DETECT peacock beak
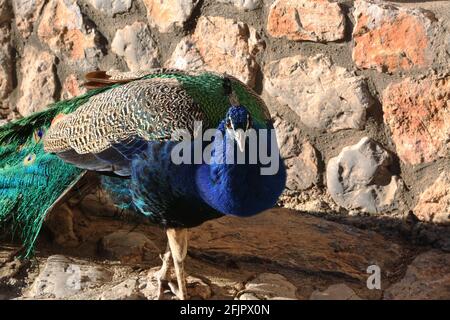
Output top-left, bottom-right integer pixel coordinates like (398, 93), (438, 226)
(234, 129), (246, 153)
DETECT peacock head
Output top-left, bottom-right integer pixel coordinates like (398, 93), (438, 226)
(222, 105), (253, 152)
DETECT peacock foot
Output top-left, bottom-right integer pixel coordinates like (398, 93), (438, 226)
(144, 267), (172, 300)
(147, 228), (209, 300)
(146, 268), (212, 300)
(168, 280), (189, 300)
(168, 275), (212, 300)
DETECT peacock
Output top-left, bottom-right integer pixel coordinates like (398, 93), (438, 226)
(0, 68), (287, 300)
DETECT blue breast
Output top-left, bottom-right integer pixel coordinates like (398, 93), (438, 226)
(103, 125), (286, 227)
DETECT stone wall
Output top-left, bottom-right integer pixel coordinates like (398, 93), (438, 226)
(0, 0), (449, 223)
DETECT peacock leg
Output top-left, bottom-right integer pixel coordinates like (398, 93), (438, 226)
(166, 228), (189, 300)
(154, 243), (173, 300)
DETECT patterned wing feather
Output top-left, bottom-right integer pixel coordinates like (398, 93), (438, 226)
(44, 77), (209, 174)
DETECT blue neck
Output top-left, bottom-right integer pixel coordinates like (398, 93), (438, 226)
(195, 123), (287, 217)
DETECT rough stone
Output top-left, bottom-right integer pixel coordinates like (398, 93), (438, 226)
(414, 172), (450, 224)
(382, 76), (450, 165)
(0, 24), (12, 118)
(236, 273), (297, 300)
(285, 142), (320, 191)
(352, 0), (435, 72)
(165, 38), (204, 71)
(0, 207), (418, 300)
(264, 54), (371, 132)
(191, 208), (406, 299)
(166, 16), (264, 87)
(0, 25), (13, 100)
(185, 276), (213, 300)
(142, 0), (198, 33)
(29, 255), (113, 299)
(0, 258), (25, 282)
(78, 189), (123, 218)
(61, 74), (87, 100)
(384, 250), (450, 300)
(274, 117), (319, 191)
(218, 0), (262, 11)
(45, 204), (79, 247)
(100, 278), (145, 300)
(278, 187), (339, 214)
(310, 284), (362, 300)
(99, 231), (159, 264)
(87, 0), (132, 16)
(37, 0), (103, 70)
(111, 22), (160, 72)
(12, 0), (45, 38)
(0, 0), (12, 24)
(326, 137), (401, 214)
(267, 0), (345, 42)
(17, 46), (56, 116)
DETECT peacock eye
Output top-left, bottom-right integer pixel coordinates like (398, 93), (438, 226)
(23, 153), (36, 166)
(33, 128), (44, 143)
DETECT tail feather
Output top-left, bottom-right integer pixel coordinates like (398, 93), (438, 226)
(0, 90), (110, 256)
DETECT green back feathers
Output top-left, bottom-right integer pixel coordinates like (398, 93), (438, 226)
(140, 71), (271, 128)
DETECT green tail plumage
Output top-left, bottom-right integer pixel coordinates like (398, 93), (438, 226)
(0, 88), (111, 257)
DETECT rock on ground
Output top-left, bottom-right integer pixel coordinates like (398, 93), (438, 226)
(326, 137), (401, 214)
(236, 273), (297, 300)
(45, 204), (79, 248)
(1, 207), (449, 300)
(26, 255), (113, 299)
(99, 231), (160, 264)
(189, 208), (407, 299)
(310, 283), (362, 300)
(384, 250), (450, 300)
(100, 278), (145, 300)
